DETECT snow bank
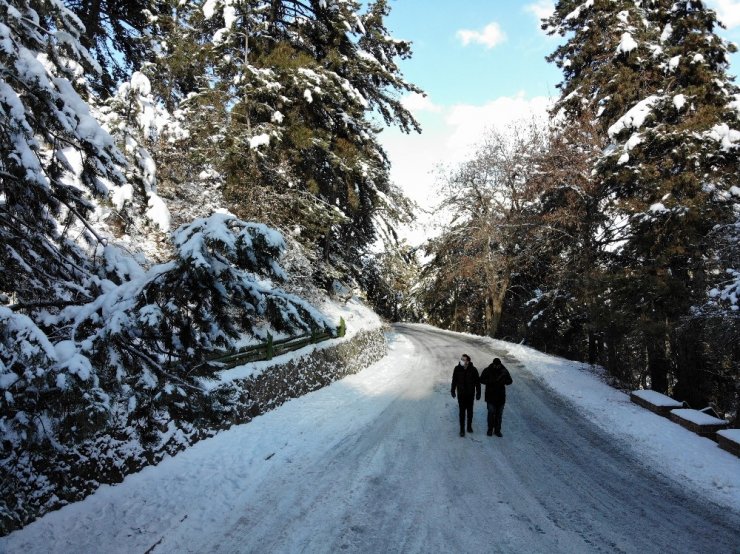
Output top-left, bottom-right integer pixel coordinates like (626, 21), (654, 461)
(489, 339), (740, 511)
(319, 296), (383, 339)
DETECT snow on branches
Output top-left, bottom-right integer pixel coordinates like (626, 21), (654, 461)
(2, 213), (335, 454)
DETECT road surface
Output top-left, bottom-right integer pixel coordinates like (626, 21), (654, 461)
(2, 324), (738, 553)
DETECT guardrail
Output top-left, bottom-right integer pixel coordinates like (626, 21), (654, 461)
(207, 317), (346, 369)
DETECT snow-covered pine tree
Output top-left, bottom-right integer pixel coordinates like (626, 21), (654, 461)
(1, 0), (128, 304)
(545, 0), (739, 401)
(59, 214), (336, 426)
(538, 1), (665, 370)
(98, 69), (185, 239)
(2, 1), (342, 532)
(155, 0), (420, 284)
(65, 0), (165, 95)
(544, 0), (657, 134)
(0, 0), (131, 440)
(597, 0), (739, 397)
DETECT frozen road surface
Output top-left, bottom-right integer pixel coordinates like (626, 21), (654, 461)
(2, 324), (739, 553)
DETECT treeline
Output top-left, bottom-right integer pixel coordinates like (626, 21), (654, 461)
(415, 1), (739, 419)
(1, 0), (418, 532)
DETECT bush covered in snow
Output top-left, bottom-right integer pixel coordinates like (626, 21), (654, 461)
(0, 213), (343, 534)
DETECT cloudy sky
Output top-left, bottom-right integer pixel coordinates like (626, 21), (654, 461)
(377, 0), (740, 244)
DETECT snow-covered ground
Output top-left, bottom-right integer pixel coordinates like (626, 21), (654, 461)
(488, 335), (740, 511)
(2, 323), (738, 553)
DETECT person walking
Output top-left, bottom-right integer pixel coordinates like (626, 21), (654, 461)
(479, 357), (513, 437)
(450, 354), (481, 437)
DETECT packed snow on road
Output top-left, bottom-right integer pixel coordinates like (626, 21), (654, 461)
(2, 324), (738, 553)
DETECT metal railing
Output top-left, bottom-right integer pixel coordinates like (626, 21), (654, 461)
(207, 317), (346, 369)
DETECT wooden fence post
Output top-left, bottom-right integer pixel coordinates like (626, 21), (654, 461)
(266, 332), (274, 360)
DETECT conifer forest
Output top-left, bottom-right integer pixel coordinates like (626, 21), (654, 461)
(0, 0), (738, 535)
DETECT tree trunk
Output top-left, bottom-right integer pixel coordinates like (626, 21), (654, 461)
(486, 278), (508, 338)
(672, 324), (704, 409)
(646, 336), (669, 393)
(588, 331), (598, 366)
(322, 234), (330, 263)
(484, 261), (509, 338)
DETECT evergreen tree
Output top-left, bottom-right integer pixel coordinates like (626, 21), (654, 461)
(544, 0), (657, 133)
(0, 0), (127, 309)
(545, 0), (739, 405)
(154, 0), (421, 285)
(597, 0), (739, 393)
(64, 0), (166, 95)
(98, 70), (183, 236)
(2, 1), (345, 529)
(0, 0), (129, 468)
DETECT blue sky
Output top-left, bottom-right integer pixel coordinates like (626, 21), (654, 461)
(385, 0), (563, 104)
(377, 0), (740, 244)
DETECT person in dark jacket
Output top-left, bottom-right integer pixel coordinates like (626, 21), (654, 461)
(479, 357), (513, 437)
(450, 354), (481, 437)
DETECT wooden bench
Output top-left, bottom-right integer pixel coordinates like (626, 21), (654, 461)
(630, 389), (683, 417)
(669, 409), (729, 440)
(716, 430), (740, 457)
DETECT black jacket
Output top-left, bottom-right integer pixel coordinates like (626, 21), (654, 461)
(451, 363), (481, 400)
(479, 361), (513, 403)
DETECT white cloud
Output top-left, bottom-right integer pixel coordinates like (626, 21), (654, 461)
(401, 92), (442, 114)
(379, 94), (552, 245)
(707, 0), (740, 29)
(444, 94), (552, 164)
(524, 0), (555, 21)
(456, 22), (507, 49)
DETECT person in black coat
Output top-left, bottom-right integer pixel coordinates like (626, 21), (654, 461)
(479, 357), (513, 437)
(450, 354), (481, 437)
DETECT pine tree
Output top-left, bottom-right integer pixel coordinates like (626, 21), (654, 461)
(98, 70), (182, 236)
(2, 0), (342, 513)
(544, 0), (658, 133)
(64, 0), (166, 95)
(153, 0), (421, 284)
(0, 0), (130, 466)
(1, 0), (128, 304)
(595, 0), (738, 393)
(545, 0), (739, 402)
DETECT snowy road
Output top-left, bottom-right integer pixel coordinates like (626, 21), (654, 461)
(3, 324), (739, 553)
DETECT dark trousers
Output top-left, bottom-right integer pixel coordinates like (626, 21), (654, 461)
(487, 401), (505, 433)
(458, 396), (474, 431)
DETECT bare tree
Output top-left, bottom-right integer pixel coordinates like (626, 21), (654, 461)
(427, 120), (549, 337)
